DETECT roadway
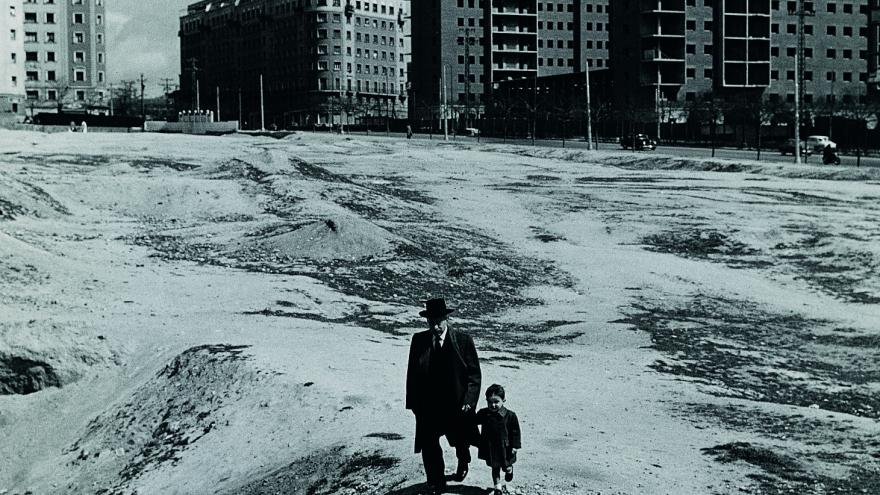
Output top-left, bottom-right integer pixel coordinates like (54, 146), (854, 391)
(352, 130), (880, 168)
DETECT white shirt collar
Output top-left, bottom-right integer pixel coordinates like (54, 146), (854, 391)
(435, 327), (448, 346)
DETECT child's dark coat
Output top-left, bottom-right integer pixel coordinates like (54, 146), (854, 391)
(475, 406), (521, 469)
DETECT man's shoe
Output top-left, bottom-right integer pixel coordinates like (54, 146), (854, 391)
(452, 463), (468, 482)
(504, 466), (514, 482)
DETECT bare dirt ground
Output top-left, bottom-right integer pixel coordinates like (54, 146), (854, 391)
(1, 130), (878, 495)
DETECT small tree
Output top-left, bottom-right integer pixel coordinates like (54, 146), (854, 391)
(686, 92), (724, 156)
(840, 95), (880, 167)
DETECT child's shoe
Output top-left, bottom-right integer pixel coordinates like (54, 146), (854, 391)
(504, 466), (514, 482)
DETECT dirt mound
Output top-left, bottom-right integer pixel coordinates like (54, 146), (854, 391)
(242, 216), (399, 261)
(61, 344), (262, 492)
(0, 322), (111, 395)
(0, 176), (69, 220)
(224, 446), (401, 495)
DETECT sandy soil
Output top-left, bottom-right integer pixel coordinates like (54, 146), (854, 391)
(0, 130), (878, 495)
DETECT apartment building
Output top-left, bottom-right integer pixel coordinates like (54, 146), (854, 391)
(1, 0), (26, 115)
(409, 0), (610, 124)
(6, 0), (109, 115)
(610, 0), (871, 107)
(869, 0), (880, 94)
(179, 0), (409, 129)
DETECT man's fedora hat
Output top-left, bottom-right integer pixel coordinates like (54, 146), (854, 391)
(419, 298), (455, 318)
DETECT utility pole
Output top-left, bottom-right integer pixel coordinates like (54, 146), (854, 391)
(442, 66), (448, 140)
(585, 60), (593, 150)
(216, 86), (220, 121)
(108, 82), (114, 116)
(259, 74), (265, 130)
(792, 0), (815, 164)
(139, 73), (145, 121)
(161, 77), (175, 120)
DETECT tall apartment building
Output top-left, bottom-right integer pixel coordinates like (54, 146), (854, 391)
(2, 0), (26, 115)
(3, 0), (109, 115)
(610, 0), (871, 107)
(869, 0), (880, 94)
(409, 0), (610, 123)
(179, 0), (409, 129)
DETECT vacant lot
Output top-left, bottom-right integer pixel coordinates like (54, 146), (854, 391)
(1, 130), (878, 495)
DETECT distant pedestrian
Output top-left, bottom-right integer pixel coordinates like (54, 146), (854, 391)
(406, 124), (413, 139)
(80, 121), (88, 133)
(406, 298), (481, 495)
(475, 384), (521, 495)
(69, 121), (77, 132)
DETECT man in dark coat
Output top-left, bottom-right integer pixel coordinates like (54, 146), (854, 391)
(406, 298), (481, 494)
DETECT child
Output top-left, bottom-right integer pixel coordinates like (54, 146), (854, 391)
(476, 384), (521, 495)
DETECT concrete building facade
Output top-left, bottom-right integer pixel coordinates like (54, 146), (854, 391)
(610, 0), (871, 107)
(10, 0), (108, 116)
(1, 0), (26, 116)
(179, 0), (409, 129)
(409, 0), (611, 125)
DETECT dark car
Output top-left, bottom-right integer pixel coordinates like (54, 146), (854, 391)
(620, 134), (656, 151)
(779, 138), (811, 156)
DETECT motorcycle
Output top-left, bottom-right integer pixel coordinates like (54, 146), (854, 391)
(822, 148), (841, 165)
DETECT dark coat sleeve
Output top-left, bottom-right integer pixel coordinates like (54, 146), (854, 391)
(458, 333), (482, 410)
(507, 411), (521, 449)
(405, 333), (421, 412)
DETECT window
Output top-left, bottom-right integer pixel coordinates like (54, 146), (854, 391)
(24, 12), (37, 23)
(46, 32), (55, 43)
(46, 51), (55, 62)
(74, 32), (84, 43)
(75, 90), (85, 101)
(96, 33), (102, 44)
(47, 90), (57, 100)
(47, 70), (55, 80)
(10, 76), (16, 86)
(25, 51), (38, 61)
(26, 71), (38, 81)
(73, 13), (84, 24)
(74, 69), (85, 81)
(826, 48), (836, 58)
(25, 31), (37, 42)
(26, 90), (39, 100)
(74, 51), (84, 63)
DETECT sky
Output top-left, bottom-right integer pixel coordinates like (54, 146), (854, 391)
(108, 0), (192, 97)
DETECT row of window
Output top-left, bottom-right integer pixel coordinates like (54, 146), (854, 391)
(317, 59), (402, 76)
(317, 77), (400, 93)
(25, 88), (104, 102)
(680, 43), (867, 60)
(776, 22), (868, 37)
(12, 30), (104, 45)
(10, 50), (104, 64)
(14, 68), (104, 83)
(454, 0), (607, 13)
(23, 12), (103, 25)
(775, 0), (868, 15)
(683, 66), (869, 83)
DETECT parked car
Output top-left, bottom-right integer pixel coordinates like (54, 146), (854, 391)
(779, 138), (812, 156)
(620, 133), (656, 151)
(464, 127), (480, 137)
(806, 135), (837, 153)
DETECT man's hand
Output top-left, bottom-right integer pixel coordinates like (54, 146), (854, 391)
(461, 404), (472, 413)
